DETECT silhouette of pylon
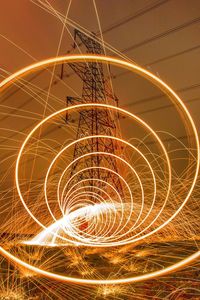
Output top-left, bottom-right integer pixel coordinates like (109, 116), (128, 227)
(63, 29), (124, 203)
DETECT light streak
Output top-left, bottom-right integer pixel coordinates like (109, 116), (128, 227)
(0, 54), (199, 285)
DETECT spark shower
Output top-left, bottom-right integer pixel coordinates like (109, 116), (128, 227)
(0, 55), (199, 286)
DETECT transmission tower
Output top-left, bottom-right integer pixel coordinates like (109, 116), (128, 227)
(63, 29), (124, 201)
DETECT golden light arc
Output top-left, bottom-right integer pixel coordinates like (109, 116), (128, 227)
(0, 54), (199, 285)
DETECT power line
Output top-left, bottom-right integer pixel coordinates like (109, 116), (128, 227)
(125, 82), (200, 108)
(113, 44), (200, 79)
(100, 0), (169, 35)
(2, 2), (198, 102)
(122, 16), (200, 53)
(133, 96), (200, 116)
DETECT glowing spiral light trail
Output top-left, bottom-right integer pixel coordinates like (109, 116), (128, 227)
(0, 54), (199, 285)
(59, 166), (134, 241)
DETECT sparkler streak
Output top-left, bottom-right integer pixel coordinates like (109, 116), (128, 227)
(0, 54), (199, 285)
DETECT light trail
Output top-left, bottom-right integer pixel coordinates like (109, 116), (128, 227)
(0, 54), (199, 285)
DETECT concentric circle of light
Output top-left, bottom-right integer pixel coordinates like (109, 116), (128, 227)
(44, 134), (167, 246)
(15, 111), (170, 247)
(0, 54), (199, 285)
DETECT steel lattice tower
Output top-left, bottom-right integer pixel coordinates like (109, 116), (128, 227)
(64, 29), (124, 200)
